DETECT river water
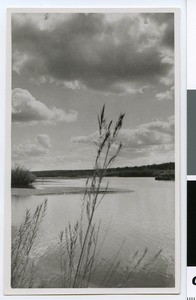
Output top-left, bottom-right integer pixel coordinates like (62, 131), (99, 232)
(12, 177), (175, 288)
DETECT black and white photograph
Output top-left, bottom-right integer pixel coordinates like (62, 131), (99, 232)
(7, 9), (179, 294)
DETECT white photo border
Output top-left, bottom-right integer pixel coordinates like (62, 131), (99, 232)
(3, 5), (186, 298)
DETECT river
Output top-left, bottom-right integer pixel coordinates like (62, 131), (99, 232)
(12, 177), (175, 288)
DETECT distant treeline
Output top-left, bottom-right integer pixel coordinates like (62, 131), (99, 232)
(32, 162), (175, 180)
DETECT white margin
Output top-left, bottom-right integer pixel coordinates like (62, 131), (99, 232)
(0, 1), (187, 300)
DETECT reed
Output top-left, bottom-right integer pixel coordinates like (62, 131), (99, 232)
(11, 200), (47, 288)
(58, 105), (125, 287)
(58, 106), (163, 288)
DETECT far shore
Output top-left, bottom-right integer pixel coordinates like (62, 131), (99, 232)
(31, 162), (175, 181)
(12, 186), (133, 196)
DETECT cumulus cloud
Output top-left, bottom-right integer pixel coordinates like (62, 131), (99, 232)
(12, 133), (51, 158)
(12, 13), (174, 94)
(156, 85), (174, 101)
(12, 88), (78, 125)
(118, 118), (174, 149)
(144, 13), (174, 49)
(71, 117), (174, 164)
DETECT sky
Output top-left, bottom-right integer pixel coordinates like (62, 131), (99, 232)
(11, 12), (175, 171)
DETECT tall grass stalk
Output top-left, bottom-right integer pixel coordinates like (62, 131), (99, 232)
(58, 105), (125, 287)
(11, 200), (47, 288)
(74, 106), (124, 287)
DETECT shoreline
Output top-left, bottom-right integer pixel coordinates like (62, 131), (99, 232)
(12, 186), (133, 196)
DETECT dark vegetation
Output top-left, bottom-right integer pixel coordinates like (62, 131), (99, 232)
(11, 166), (36, 188)
(11, 162), (174, 190)
(32, 162), (175, 180)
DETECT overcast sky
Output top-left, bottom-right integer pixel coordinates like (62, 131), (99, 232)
(11, 12), (175, 171)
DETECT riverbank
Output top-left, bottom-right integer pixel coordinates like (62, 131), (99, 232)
(32, 162), (175, 180)
(12, 186), (133, 196)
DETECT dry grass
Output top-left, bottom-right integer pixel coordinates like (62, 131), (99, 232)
(11, 200), (47, 288)
(57, 106), (163, 288)
(57, 105), (126, 287)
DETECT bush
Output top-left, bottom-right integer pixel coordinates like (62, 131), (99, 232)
(11, 166), (36, 188)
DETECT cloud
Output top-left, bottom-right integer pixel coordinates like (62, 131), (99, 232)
(118, 118), (174, 149)
(12, 13), (174, 94)
(71, 131), (99, 144)
(12, 88), (78, 125)
(144, 13), (174, 49)
(12, 133), (51, 158)
(36, 133), (51, 148)
(156, 85), (174, 101)
(71, 117), (174, 164)
(71, 135), (93, 144)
